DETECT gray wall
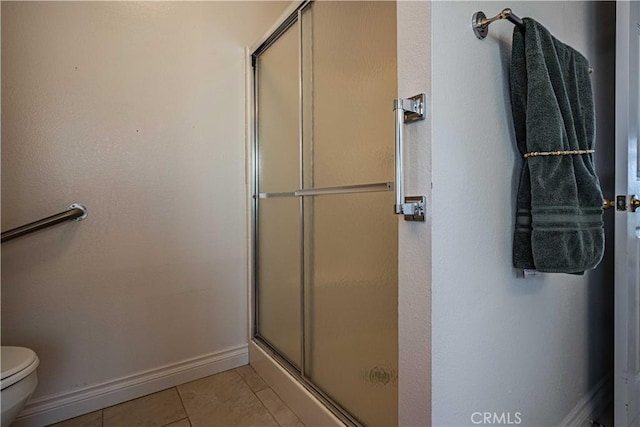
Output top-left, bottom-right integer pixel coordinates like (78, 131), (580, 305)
(431, 2), (615, 425)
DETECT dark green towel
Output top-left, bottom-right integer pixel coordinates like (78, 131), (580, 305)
(511, 18), (604, 274)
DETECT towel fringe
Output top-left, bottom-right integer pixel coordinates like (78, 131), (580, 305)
(524, 149), (595, 158)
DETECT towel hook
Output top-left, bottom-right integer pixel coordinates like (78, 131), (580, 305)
(472, 8), (524, 39)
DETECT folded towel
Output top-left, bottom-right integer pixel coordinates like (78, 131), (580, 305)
(511, 18), (604, 274)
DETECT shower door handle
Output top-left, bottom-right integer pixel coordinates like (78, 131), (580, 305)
(393, 94), (426, 221)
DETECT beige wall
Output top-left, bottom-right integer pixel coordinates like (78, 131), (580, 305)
(1, 0), (288, 422)
(396, 1), (432, 425)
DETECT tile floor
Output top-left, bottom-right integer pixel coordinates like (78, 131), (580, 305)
(49, 365), (305, 427)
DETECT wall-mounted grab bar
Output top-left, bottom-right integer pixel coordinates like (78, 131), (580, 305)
(1, 203), (88, 243)
(394, 94), (427, 221)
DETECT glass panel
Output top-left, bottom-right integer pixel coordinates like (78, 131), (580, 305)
(257, 26), (299, 194)
(255, 22), (301, 368)
(636, 35), (639, 180)
(302, 1), (397, 189)
(300, 3), (398, 425)
(304, 191), (398, 427)
(257, 197), (301, 367)
(256, 2), (397, 423)
(301, 7), (314, 189)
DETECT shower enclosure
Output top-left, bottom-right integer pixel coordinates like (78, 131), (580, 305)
(251, 2), (398, 425)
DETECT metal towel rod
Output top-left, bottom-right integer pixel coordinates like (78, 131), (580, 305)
(472, 10), (594, 70)
(472, 8), (523, 39)
(1, 203), (88, 243)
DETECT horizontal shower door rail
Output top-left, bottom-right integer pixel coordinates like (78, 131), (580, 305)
(258, 181), (393, 199)
(1, 203), (88, 243)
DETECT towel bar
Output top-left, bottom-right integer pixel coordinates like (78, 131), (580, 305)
(472, 8), (594, 75)
(472, 8), (523, 39)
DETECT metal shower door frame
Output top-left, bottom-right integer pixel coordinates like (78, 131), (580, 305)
(250, 2), (409, 424)
(249, 2), (364, 426)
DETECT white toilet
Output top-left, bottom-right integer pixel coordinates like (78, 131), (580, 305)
(1, 346), (39, 426)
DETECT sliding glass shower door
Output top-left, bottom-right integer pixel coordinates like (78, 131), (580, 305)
(255, 22), (302, 369)
(253, 2), (398, 425)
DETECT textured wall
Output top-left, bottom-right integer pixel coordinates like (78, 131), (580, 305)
(397, 1), (432, 425)
(1, 0), (287, 401)
(430, 2), (615, 426)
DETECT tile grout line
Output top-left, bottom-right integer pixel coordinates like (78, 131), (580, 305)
(264, 387), (305, 425)
(158, 416), (190, 427)
(249, 381), (298, 425)
(254, 387), (282, 427)
(252, 367), (305, 427)
(241, 367), (279, 422)
(174, 386), (192, 426)
(236, 365), (270, 393)
(234, 368), (281, 427)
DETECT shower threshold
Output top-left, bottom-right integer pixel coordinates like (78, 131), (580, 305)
(249, 338), (361, 427)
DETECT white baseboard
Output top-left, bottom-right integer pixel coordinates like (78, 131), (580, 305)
(13, 345), (248, 427)
(560, 374), (613, 426)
